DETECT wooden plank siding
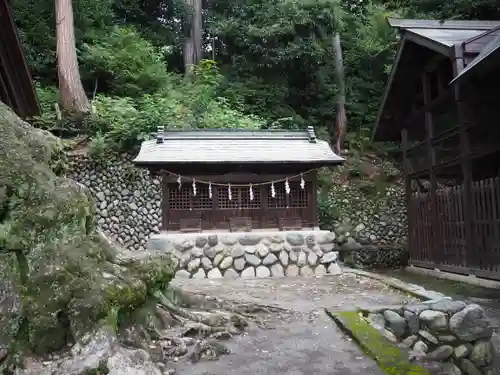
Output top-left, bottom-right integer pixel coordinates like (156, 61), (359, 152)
(409, 178), (500, 280)
(161, 172), (318, 232)
(402, 37), (500, 280)
(0, 0), (39, 117)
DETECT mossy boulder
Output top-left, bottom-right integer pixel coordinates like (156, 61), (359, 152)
(0, 102), (173, 361)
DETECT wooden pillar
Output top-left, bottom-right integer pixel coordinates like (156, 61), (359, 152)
(422, 71), (439, 264)
(452, 45), (474, 270)
(260, 185), (268, 229)
(311, 172), (319, 228)
(401, 129), (413, 261)
(161, 172), (168, 231)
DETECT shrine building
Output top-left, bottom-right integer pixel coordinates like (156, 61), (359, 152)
(133, 126), (344, 233)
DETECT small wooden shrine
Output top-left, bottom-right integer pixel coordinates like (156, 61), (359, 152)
(133, 127), (343, 232)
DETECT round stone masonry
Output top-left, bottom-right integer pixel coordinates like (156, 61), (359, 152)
(362, 300), (496, 375)
(67, 155), (407, 256)
(147, 230), (341, 279)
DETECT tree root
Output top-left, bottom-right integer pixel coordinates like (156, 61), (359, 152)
(145, 290), (254, 364)
(119, 289), (292, 366)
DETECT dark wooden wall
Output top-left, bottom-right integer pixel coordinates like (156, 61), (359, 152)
(402, 48), (500, 279)
(0, 0), (39, 117)
(161, 171), (318, 232)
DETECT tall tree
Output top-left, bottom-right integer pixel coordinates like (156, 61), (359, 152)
(55, 0), (90, 116)
(333, 32), (346, 153)
(183, 0), (203, 75)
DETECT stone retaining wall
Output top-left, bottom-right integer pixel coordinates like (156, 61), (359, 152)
(148, 230), (341, 279)
(66, 155), (407, 257)
(340, 246), (408, 269)
(67, 155), (162, 251)
(363, 300), (495, 375)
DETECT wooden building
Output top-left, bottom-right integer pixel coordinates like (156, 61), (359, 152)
(0, 0), (39, 117)
(133, 127), (343, 233)
(373, 18), (500, 279)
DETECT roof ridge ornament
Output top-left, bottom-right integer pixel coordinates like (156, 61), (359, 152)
(156, 125), (165, 144)
(307, 126), (317, 143)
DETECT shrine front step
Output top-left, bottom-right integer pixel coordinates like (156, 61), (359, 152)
(147, 230), (342, 279)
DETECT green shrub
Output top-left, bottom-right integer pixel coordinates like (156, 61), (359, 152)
(80, 26), (171, 97)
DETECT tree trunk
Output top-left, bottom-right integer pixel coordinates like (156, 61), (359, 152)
(183, 0), (203, 76)
(332, 32), (346, 154)
(55, 0), (90, 116)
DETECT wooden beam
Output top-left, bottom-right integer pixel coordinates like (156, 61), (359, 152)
(422, 70), (440, 265)
(452, 43), (474, 269)
(311, 171), (319, 227)
(163, 172), (316, 184)
(403, 89), (453, 127)
(401, 128), (414, 257)
(372, 38), (408, 141)
(404, 31), (452, 57)
(161, 173), (168, 231)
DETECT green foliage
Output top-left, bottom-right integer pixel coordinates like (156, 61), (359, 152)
(209, 0), (345, 125)
(345, 127), (372, 154)
(88, 133), (109, 161)
(11, 0), (114, 83)
(342, 3), (399, 132)
(14, 0), (500, 155)
(30, 85), (61, 131)
(318, 192), (340, 230)
(34, 57), (264, 153)
(80, 26), (171, 97)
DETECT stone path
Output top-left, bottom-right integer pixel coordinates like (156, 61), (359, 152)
(170, 273), (420, 375)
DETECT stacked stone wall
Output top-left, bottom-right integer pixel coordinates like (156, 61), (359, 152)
(148, 231), (341, 279)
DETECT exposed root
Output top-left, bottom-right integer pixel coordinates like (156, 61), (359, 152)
(117, 288), (293, 367)
(128, 290), (255, 364)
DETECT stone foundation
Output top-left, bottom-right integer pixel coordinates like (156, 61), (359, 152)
(147, 230), (341, 279)
(362, 301), (495, 374)
(340, 246), (408, 269)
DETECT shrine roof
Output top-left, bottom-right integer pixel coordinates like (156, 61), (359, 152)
(133, 127), (343, 167)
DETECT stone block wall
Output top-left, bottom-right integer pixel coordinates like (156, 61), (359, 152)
(67, 154), (408, 264)
(148, 231), (341, 279)
(67, 155), (162, 250)
(363, 300), (495, 374)
(322, 177), (407, 247)
(341, 246), (408, 269)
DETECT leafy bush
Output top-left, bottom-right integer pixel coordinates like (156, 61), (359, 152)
(32, 58), (266, 154)
(88, 132), (109, 161)
(318, 191), (340, 230)
(80, 26), (171, 97)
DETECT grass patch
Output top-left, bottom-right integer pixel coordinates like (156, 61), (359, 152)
(325, 309), (430, 375)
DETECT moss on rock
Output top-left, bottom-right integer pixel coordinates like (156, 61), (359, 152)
(0, 102), (174, 359)
(326, 309), (430, 375)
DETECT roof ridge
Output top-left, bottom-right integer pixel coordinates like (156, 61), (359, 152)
(465, 24), (500, 44)
(154, 127), (319, 144)
(388, 18), (500, 31)
(158, 128), (308, 133)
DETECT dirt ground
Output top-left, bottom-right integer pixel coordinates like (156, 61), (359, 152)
(169, 273), (420, 375)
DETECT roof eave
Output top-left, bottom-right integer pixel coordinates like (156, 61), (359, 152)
(387, 18), (500, 31)
(404, 30), (453, 56)
(373, 30), (454, 142)
(1, 0), (40, 117)
(372, 38), (406, 142)
(132, 160), (345, 167)
(450, 37), (500, 85)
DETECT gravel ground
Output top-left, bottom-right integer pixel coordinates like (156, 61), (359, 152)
(169, 273), (420, 375)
